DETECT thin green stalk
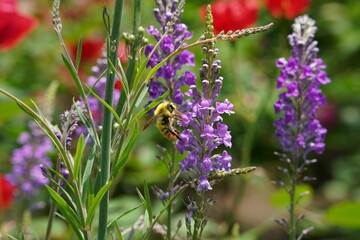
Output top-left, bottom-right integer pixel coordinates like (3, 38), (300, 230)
(167, 204), (172, 240)
(167, 144), (177, 240)
(289, 169), (297, 240)
(115, 0), (141, 115)
(97, 1), (124, 240)
(52, 0), (100, 148)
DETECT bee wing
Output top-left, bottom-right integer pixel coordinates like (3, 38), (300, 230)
(143, 115), (157, 130)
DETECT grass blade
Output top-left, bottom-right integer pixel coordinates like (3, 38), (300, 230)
(112, 121), (139, 178)
(74, 134), (87, 182)
(76, 36), (83, 70)
(143, 181), (152, 225)
(45, 186), (84, 239)
(107, 203), (143, 228)
(86, 180), (113, 226)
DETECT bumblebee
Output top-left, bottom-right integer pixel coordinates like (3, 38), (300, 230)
(144, 101), (182, 140)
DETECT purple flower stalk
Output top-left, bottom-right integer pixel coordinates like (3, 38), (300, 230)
(145, 0), (196, 106)
(176, 14), (234, 192)
(274, 15), (330, 160)
(273, 15), (330, 239)
(6, 122), (53, 196)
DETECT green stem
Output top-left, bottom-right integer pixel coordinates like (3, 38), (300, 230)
(116, 0), (141, 116)
(97, 1), (124, 240)
(289, 165), (297, 240)
(167, 144), (176, 240)
(167, 204), (172, 240)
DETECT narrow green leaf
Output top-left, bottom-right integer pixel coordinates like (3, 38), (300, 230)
(45, 186), (84, 239)
(7, 235), (19, 240)
(108, 57), (129, 97)
(134, 85), (149, 108)
(133, 57), (149, 90)
(73, 100), (99, 147)
(143, 181), (152, 224)
(76, 36), (83, 70)
(143, 56), (169, 85)
(129, 90), (169, 127)
(86, 85), (123, 128)
(45, 167), (77, 211)
(88, 69), (108, 94)
(111, 121), (139, 178)
(114, 221), (124, 240)
(136, 188), (146, 205)
(86, 180), (113, 226)
(74, 134), (86, 181)
(107, 203), (143, 228)
(30, 99), (47, 122)
(61, 54), (86, 99)
(82, 144), (96, 193)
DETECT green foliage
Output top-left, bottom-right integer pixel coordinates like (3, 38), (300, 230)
(325, 201), (360, 228)
(270, 184), (314, 208)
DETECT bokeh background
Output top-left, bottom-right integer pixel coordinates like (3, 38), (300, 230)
(1, 0), (360, 239)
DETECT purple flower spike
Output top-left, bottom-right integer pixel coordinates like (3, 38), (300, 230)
(145, 0), (195, 105)
(176, 27), (234, 192)
(274, 15), (330, 161)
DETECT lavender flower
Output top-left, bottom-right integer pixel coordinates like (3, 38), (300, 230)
(59, 104), (81, 151)
(145, 0), (195, 106)
(274, 15), (330, 161)
(176, 10), (234, 192)
(273, 15), (330, 239)
(6, 122), (53, 196)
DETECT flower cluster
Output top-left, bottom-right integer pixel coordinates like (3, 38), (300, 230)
(145, 0), (195, 106)
(176, 9), (234, 191)
(274, 15), (330, 160)
(6, 122), (53, 196)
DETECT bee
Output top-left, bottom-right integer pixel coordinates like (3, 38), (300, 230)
(143, 101), (182, 140)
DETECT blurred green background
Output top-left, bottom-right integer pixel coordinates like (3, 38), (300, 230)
(1, 0), (360, 239)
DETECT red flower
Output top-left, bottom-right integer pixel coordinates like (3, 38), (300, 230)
(0, 175), (16, 211)
(114, 80), (122, 91)
(200, 0), (259, 35)
(265, 0), (312, 19)
(70, 40), (128, 65)
(0, 0), (38, 52)
(70, 38), (104, 64)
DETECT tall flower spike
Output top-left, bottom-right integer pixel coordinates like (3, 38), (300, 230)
(274, 15), (330, 158)
(176, 5), (234, 191)
(145, 0), (195, 107)
(273, 15), (330, 239)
